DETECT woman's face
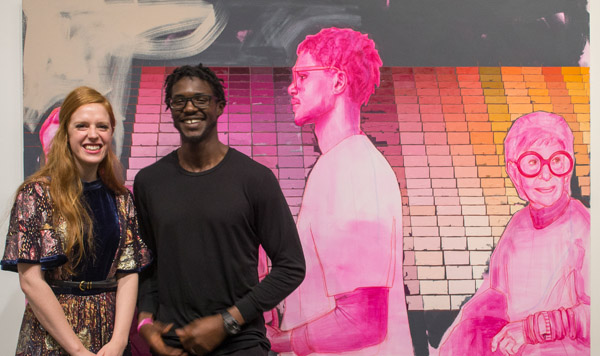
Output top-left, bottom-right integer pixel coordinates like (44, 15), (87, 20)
(67, 103), (113, 181)
(511, 141), (571, 209)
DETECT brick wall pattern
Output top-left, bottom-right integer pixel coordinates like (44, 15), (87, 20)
(125, 66), (590, 311)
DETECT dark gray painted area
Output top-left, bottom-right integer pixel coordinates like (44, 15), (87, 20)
(142, 0), (589, 67)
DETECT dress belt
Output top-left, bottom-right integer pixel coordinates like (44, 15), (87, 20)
(47, 278), (118, 292)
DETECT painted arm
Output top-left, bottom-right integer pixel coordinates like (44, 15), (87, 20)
(97, 273), (137, 356)
(18, 263), (95, 356)
(269, 287), (388, 356)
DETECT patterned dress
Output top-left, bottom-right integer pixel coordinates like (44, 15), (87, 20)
(1, 180), (152, 355)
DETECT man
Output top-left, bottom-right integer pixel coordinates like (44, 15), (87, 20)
(134, 64), (305, 356)
(267, 28), (414, 355)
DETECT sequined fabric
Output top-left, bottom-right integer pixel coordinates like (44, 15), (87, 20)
(1, 181), (152, 355)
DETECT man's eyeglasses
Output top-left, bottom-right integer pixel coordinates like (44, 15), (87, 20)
(291, 66), (343, 82)
(514, 151), (574, 178)
(169, 94), (219, 110)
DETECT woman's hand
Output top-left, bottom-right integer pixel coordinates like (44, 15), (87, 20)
(491, 320), (526, 355)
(96, 339), (127, 356)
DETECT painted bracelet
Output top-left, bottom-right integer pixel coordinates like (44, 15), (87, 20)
(137, 317), (154, 333)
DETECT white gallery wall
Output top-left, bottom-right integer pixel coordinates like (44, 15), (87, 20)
(0, 0), (598, 353)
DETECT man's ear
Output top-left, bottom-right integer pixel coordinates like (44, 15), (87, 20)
(217, 101), (225, 116)
(332, 70), (347, 95)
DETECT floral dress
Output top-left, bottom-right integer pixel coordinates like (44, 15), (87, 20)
(1, 180), (152, 355)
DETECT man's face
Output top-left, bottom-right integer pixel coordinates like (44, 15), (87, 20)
(288, 52), (337, 126)
(170, 77), (224, 144)
(509, 141), (571, 209)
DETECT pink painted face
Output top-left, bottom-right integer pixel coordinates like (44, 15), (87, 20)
(288, 52), (338, 126)
(510, 141), (571, 209)
(68, 103), (113, 181)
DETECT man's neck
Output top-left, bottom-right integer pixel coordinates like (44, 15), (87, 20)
(177, 138), (228, 173)
(314, 98), (362, 154)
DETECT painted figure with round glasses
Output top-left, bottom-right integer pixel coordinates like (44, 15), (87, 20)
(439, 111), (590, 356)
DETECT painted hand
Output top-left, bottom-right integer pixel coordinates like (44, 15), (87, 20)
(491, 321), (526, 356)
(266, 324), (292, 353)
(175, 314), (226, 355)
(139, 321), (188, 356)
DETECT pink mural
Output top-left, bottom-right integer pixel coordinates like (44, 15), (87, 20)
(39, 107), (60, 157)
(266, 28), (413, 355)
(438, 111), (589, 356)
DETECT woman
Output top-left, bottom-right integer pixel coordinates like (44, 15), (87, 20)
(1, 86), (152, 355)
(438, 111), (589, 356)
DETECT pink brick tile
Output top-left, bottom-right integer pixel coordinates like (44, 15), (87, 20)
(467, 236), (494, 250)
(440, 226), (466, 237)
(415, 251), (444, 265)
(423, 296), (450, 310)
(398, 122), (423, 131)
(420, 280), (448, 295)
(384, 155), (403, 167)
(407, 188), (434, 197)
(424, 132), (447, 145)
(418, 266), (446, 280)
(139, 81), (163, 89)
(133, 123), (159, 133)
(278, 132), (302, 145)
(430, 167), (454, 178)
(462, 205), (487, 215)
(132, 133), (158, 146)
(126, 169), (140, 181)
(465, 226), (492, 236)
(136, 105), (162, 114)
(157, 145), (177, 157)
(448, 280), (475, 294)
(470, 251), (493, 265)
(450, 145), (474, 156)
(279, 179), (305, 189)
(277, 145), (302, 156)
(452, 155), (476, 166)
(228, 123), (252, 132)
(279, 168), (305, 180)
(134, 114), (160, 123)
(423, 148), (448, 160)
(444, 251), (470, 265)
(157, 133), (181, 146)
(397, 113), (422, 122)
(460, 196), (485, 205)
(412, 226), (440, 237)
(159, 123), (178, 133)
(229, 133), (252, 145)
(436, 205), (462, 215)
(406, 179), (432, 189)
(232, 145), (252, 156)
(129, 157), (156, 169)
(423, 122), (446, 131)
(438, 215), (464, 227)
(400, 132), (424, 145)
(252, 133), (277, 145)
(456, 178), (482, 188)
(278, 156), (303, 168)
(408, 196), (435, 206)
(454, 166), (478, 178)
(411, 216), (438, 227)
(413, 237), (441, 251)
(428, 156), (452, 166)
(405, 167), (430, 179)
(446, 265), (472, 280)
(450, 295), (471, 310)
(433, 188), (458, 197)
(130, 146), (157, 157)
(464, 215), (489, 227)
(435, 196), (460, 205)
(406, 296), (424, 311)
(431, 179), (457, 189)
(441, 237), (467, 250)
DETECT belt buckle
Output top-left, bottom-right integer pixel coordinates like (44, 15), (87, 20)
(78, 281), (91, 291)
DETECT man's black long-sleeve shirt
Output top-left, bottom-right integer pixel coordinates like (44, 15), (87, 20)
(134, 148), (305, 354)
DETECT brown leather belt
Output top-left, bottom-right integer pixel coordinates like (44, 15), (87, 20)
(47, 278), (118, 292)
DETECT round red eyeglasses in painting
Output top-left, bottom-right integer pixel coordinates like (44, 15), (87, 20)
(515, 150), (574, 178)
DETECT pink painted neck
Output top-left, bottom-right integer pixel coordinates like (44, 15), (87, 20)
(528, 192), (570, 229)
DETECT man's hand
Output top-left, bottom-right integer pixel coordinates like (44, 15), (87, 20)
(266, 324), (292, 353)
(175, 314), (227, 355)
(139, 321), (188, 356)
(491, 320), (526, 356)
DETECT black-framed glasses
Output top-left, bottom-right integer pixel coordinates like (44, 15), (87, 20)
(514, 150), (574, 178)
(169, 94), (219, 110)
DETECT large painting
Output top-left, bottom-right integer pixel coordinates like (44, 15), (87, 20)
(21, 1), (590, 355)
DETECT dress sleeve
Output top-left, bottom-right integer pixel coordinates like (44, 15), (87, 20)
(113, 191), (152, 273)
(1, 181), (68, 272)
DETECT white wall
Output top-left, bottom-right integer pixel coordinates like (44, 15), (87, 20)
(0, 0), (597, 353)
(0, 0), (24, 353)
